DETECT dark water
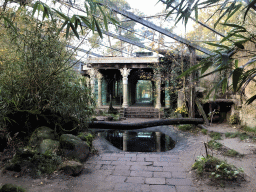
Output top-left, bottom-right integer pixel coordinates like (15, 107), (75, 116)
(101, 130), (176, 152)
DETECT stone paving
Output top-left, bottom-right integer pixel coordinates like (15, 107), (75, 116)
(83, 152), (197, 192)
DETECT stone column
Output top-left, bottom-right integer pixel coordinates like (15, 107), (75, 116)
(155, 72), (161, 109)
(120, 68), (131, 108)
(88, 69), (97, 94)
(123, 131), (128, 151)
(165, 80), (170, 108)
(156, 132), (161, 152)
(97, 73), (103, 107)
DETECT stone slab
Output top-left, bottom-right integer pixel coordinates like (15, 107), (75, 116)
(176, 186), (198, 192)
(166, 178), (193, 186)
(114, 183), (141, 192)
(145, 178), (165, 185)
(172, 171), (187, 179)
(153, 171), (172, 178)
(112, 169), (130, 176)
(150, 185), (176, 192)
(130, 171), (153, 177)
(105, 175), (127, 183)
(147, 166), (163, 172)
(126, 176), (145, 184)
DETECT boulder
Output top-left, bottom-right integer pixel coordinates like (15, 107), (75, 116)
(39, 139), (60, 155)
(59, 160), (83, 176)
(0, 183), (26, 192)
(59, 134), (89, 162)
(29, 126), (56, 150)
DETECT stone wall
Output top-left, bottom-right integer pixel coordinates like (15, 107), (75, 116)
(234, 42), (256, 127)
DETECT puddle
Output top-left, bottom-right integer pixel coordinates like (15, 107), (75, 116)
(99, 130), (175, 152)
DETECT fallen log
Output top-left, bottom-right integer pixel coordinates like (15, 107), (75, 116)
(88, 118), (204, 130)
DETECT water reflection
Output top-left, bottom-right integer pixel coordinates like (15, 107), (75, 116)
(99, 131), (175, 152)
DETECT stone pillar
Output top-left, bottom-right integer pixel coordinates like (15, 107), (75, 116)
(97, 73), (103, 107)
(88, 69), (97, 94)
(156, 132), (161, 152)
(120, 68), (131, 108)
(155, 72), (161, 109)
(165, 81), (170, 108)
(123, 131), (128, 151)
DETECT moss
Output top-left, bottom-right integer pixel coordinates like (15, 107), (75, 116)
(5, 148), (62, 178)
(0, 183), (26, 192)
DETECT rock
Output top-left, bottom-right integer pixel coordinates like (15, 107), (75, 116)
(94, 116), (108, 121)
(59, 160), (83, 176)
(29, 126), (56, 150)
(39, 139), (60, 154)
(0, 183), (26, 192)
(59, 134), (89, 162)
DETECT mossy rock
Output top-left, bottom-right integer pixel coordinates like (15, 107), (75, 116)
(0, 183), (26, 192)
(39, 139), (60, 155)
(29, 126), (56, 150)
(59, 134), (89, 162)
(59, 160), (83, 176)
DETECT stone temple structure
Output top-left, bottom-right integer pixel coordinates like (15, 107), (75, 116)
(82, 56), (170, 111)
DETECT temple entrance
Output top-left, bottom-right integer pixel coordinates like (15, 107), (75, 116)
(136, 80), (153, 104)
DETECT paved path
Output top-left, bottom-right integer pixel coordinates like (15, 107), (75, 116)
(81, 151), (196, 192)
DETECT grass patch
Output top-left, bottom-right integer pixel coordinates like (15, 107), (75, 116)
(177, 124), (194, 131)
(225, 132), (249, 140)
(223, 149), (240, 157)
(201, 129), (208, 135)
(209, 132), (222, 140)
(242, 126), (256, 134)
(207, 140), (223, 150)
(192, 156), (244, 182)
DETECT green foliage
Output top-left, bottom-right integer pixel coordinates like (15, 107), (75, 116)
(229, 114), (239, 124)
(209, 132), (222, 140)
(192, 156), (244, 181)
(78, 132), (95, 148)
(201, 129), (208, 135)
(0, 183), (27, 192)
(224, 149), (240, 157)
(178, 124), (194, 131)
(8, 148), (62, 178)
(207, 140), (223, 150)
(225, 131), (250, 140)
(242, 126), (256, 134)
(163, 0), (256, 104)
(1, 0), (117, 40)
(0, 9), (95, 139)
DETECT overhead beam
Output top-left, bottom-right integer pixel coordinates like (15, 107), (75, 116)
(102, 30), (155, 53)
(101, 3), (214, 55)
(66, 45), (103, 57)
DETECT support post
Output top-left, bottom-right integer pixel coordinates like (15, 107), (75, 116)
(188, 47), (196, 118)
(155, 72), (161, 109)
(165, 80), (170, 108)
(88, 69), (97, 94)
(97, 73), (103, 107)
(120, 68), (131, 108)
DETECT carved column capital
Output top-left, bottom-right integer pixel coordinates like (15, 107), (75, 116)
(120, 68), (131, 85)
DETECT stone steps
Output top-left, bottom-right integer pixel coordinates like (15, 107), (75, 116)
(125, 107), (160, 118)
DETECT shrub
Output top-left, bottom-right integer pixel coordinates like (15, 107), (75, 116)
(0, 9), (94, 141)
(229, 114), (239, 124)
(192, 156), (244, 181)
